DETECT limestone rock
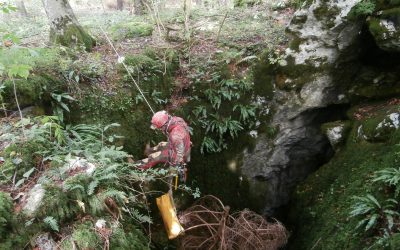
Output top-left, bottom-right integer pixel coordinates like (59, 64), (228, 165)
(22, 184), (45, 216)
(368, 8), (400, 52)
(321, 121), (350, 150)
(64, 157), (96, 176)
(35, 233), (56, 250)
(241, 0), (362, 214)
(359, 112), (400, 142)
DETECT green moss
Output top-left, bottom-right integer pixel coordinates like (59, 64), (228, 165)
(368, 17), (387, 42)
(275, 56), (319, 90)
(50, 22), (96, 51)
(234, 0), (262, 7)
(110, 225), (149, 250)
(37, 184), (79, 222)
(1, 73), (65, 111)
(389, 233), (400, 249)
(350, 69), (400, 101)
(376, 0), (400, 10)
(347, 0), (376, 20)
(72, 222), (102, 249)
(313, 4), (340, 28)
(288, 37), (302, 52)
(252, 54), (275, 99)
(0, 192), (13, 238)
(287, 103), (400, 249)
(111, 22), (154, 41)
(380, 6), (400, 16)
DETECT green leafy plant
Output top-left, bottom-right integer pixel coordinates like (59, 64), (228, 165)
(351, 0), (376, 17)
(191, 73), (257, 153)
(0, 2), (17, 13)
(43, 216), (59, 232)
(51, 93), (75, 123)
(373, 167), (400, 197)
(349, 195), (399, 232)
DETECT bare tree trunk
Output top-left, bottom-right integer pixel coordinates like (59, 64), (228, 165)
(134, 0), (144, 15)
(117, 0), (124, 10)
(42, 0), (96, 51)
(183, 0), (191, 40)
(194, 0), (202, 7)
(16, 1), (28, 17)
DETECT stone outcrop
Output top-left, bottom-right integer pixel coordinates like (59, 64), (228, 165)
(369, 8), (400, 52)
(241, 0), (400, 214)
(241, 0), (368, 214)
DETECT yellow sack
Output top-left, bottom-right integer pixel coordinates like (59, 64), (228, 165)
(156, 192), (184, 239)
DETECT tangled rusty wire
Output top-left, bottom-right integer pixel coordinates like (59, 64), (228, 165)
(178, 195), (288, 250)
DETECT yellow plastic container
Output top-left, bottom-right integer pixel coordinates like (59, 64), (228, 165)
(156, 192), (184, 239)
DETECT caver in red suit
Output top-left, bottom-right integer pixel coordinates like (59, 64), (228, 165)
(136, 110), (191, 170)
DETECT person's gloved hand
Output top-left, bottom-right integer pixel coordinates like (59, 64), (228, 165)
(176, 164), (187, 183)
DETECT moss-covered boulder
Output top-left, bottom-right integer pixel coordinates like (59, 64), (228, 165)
(321, 121), (351, 150)
(368, 8), (400, 52)
(0, 192), (13, 238)
(111, 22), (154, 40)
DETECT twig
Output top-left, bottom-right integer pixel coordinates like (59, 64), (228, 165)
(216, 11), (228, 43)
(12, 77), (25, 137)
(311, 237), (322, 250)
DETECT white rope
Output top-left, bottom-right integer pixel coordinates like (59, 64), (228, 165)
(99, 27), (155, 114)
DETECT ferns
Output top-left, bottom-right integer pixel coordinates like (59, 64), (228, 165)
(87, 180), (99, 196)
(43, 216), (59, 232)
(191, 75), (258, 153)
(349, 166), (400, 245)
(2, 116), (162, 248)
(373, 168), (400, 197)
(350, 195), (399, 231)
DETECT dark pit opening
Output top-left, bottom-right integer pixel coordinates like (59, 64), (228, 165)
(358, 24), (400, 69)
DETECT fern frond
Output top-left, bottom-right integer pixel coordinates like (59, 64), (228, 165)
(43, 216), (59, 232)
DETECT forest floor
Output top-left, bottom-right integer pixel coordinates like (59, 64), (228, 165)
(1, 5), (293, 99)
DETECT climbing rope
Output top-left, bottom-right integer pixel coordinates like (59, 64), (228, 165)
(99, 27), (155, 114)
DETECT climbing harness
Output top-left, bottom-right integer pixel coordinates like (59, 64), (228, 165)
(174, 164), (188, 191)
(99, 27), (155, 114)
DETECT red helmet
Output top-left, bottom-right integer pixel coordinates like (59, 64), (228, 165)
(151, 110), (169, 129)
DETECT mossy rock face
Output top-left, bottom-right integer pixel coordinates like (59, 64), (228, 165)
(0, 63), (66, 112)
(313, 2), (340, 28)
(287, 102), (400, 250)
(358, 111), (400, 142)
(111, 22), (154, 40)
(0, 192), (13, 238)
(71, 48), (178, 157)
(368, 9), (400, 52)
